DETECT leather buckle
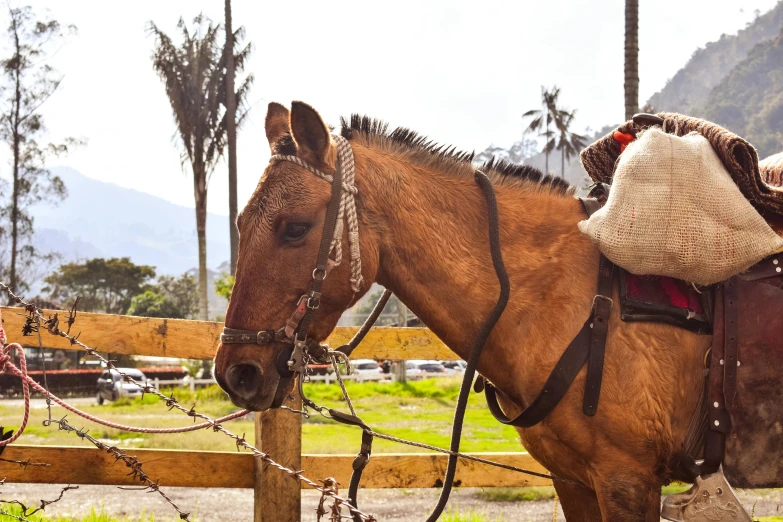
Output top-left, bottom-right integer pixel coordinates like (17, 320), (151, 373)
(307, 291), (322, 310)
(591, 294), (613, 315)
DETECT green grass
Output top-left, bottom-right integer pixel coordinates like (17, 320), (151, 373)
(0, 506), (175, 521)
(475, 483), (693, 504)
(440, 510), (503, 522)
(661, 483), (691, 496)
(1, 379), (523, 454)
(477, 486), (556, 502)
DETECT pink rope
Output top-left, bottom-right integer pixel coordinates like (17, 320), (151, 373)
(0, 347), (249, 435)
(0, 343), (30, 446)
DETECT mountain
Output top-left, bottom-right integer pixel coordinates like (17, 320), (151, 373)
(32, 167), (230, 276)
(647, 1), (783, 115)
(476, 2), (783, 186)
(702, 28), (783, 158)
(26, 167), (231, 316)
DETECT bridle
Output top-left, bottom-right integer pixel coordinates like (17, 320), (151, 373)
(219, 134), (361, 395)
(219, 134), (364, 408)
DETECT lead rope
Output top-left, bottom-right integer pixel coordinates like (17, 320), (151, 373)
(423, 171), (511, 522)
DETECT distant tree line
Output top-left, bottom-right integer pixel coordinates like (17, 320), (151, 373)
(42, 257), (199, 319)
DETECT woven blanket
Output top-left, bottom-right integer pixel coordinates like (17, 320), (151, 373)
(581, 113), (783, 216)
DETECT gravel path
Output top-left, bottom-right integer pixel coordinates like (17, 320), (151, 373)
(3, 483), (781, 521)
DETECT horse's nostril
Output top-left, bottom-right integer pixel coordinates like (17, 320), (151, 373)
(226, 363), (263, 400)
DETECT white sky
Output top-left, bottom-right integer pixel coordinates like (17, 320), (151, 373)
(14, 0), (781, 215)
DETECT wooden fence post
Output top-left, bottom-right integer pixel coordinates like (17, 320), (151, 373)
(254, 395), (302, 522)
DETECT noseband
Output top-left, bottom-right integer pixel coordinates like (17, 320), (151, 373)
(220, 135), (363, 406)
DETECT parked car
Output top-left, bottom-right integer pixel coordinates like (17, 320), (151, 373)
(351, 359), (384, 375)
(405, 360), (447, 379)
(96, 368), (149, 404)
(441, 360), (467, 374)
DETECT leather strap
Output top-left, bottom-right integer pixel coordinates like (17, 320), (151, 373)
(703, 285), (731, 474)
(723, 277), (739, 408)
(483, 197), (614, 427)
(337, 289), (393, 357)
(328, 409), (373, 522)
(581, 197), (615, 417)
(583, 258), (615, 416)
(485, 320), (593, 427)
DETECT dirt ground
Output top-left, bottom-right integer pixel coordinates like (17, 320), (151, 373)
(3, 483), (782, 522)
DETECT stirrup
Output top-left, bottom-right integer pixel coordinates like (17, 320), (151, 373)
(661, 467), (751, 522)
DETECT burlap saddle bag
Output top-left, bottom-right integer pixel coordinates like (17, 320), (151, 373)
(578, 128), (783, 285)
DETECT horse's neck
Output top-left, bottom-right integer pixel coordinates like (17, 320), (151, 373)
(357, 149), (600, 394)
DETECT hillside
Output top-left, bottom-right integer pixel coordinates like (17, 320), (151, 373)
(702, 28), (783, 158)
(32, 167), (230, 275)
(27, 167), (231, 316)
(647, 1), (783, 115)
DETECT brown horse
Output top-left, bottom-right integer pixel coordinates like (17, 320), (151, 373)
(214, 101), (716, 521)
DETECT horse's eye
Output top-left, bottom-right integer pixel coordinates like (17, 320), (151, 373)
(283, 223), (310, 241)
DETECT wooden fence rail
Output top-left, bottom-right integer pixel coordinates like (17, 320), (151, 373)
(0, 307), (459, 360)
(0, 307), (540, 522)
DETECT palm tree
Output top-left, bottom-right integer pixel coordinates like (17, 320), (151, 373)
(148, 14), (252, 320)
(555, 110), (587, 179)
(225, 0), (238, 275)
(625, 0), (639, 120)
(522, 86), (563, 175)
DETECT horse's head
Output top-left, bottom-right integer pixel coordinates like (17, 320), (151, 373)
(214, 101), (378, 411)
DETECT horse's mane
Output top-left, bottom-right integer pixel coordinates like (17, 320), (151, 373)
(340, 114), (574, 198)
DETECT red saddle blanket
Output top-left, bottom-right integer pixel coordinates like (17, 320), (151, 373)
(619, 270), (711, 335)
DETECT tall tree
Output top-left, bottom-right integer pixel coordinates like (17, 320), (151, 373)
(148, 15), (252, 320)
(224, 0), (238, 275)
(0, 6), (79, 299)
(43, 257), (156, 314)
(522, 86), (564, 175)
(624, 0), (639, 120)
(555, 110), (587, 179)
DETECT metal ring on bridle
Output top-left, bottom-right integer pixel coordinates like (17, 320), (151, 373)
(312, 267), (327, 281)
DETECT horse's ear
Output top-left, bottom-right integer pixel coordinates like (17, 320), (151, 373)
(290, 101), (330, 164)
(265, 102), (291, 152)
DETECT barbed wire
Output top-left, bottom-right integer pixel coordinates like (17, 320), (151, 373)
(48, 416), (190, 520)
(0, 484), (79, 518)
(0, 457), (50, 469)
(0, 508), (35, 522)
(0, 283), (378, 522)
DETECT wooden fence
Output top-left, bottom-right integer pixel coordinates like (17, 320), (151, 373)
(0, 307), (549, 521)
